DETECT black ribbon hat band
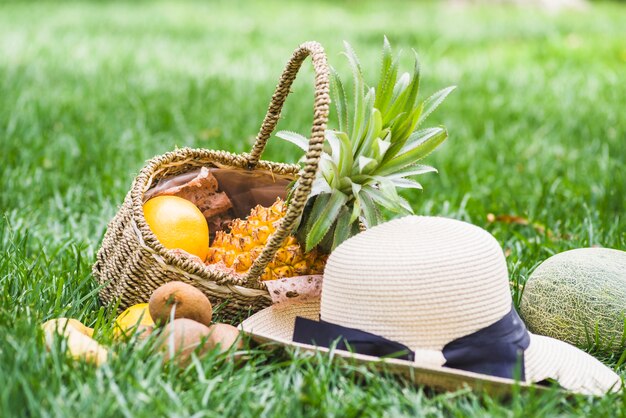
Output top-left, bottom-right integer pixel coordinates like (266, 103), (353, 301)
(293, 317), (415, 362)
(292, 305), (530, 380)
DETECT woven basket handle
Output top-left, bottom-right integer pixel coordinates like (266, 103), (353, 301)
(243, 41), (330, 287)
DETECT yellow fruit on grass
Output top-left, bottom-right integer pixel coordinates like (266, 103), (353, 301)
(42, 318), (108, 366)
(143, 196), (210, 261)
(114, 303), (154, 338)
(63, 318), (95, 337)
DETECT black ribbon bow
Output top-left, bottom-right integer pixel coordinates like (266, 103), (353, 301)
(441, 307), (530, 380)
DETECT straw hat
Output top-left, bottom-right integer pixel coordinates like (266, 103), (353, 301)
(241, 216), (622, 395)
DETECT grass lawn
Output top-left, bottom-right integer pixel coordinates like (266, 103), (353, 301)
(1, 0), (626, 416)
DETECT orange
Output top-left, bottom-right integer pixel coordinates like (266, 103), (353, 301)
(143, 196), (209, 261)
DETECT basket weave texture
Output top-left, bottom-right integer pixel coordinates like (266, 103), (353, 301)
(93, 42), (330, 319)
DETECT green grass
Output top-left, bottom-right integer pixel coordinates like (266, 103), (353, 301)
(1, 0), (626, 416)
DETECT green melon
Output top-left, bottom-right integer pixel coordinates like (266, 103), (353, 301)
(520, 248), (626, 354)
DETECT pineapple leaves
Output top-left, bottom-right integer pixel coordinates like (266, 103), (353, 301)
(364, 184), (413, 215)
(375, 137), (391, 159)
(305, 191), (349, 252)
(349, 194), (361, 224)
(306, 192), (331, 226)
(381, 53), (422, 159)
(276, 131), (309, 152)
(383, 103), (423, 164)
(386, 164), (437, 179)
(383, 73), (409, 126)
(319, 156), (337, 188)
(310, 177), (332, 198)
(355, 107), (383, 159)
(325, 130), (342, 164)
(358, 156), (377, 174)
(391, 73), (411, 106)
(325, 130), (353, 187)
(359, 89), (375, 151)
(385, 51), (421, 129)
(374, 36), (398, 114)
(377, 127), (448, 176)
(331, 67), (349, 134)
(332, 207), (354, 251)
(282, 38), (454, 253)
(357, 191), (379, 228)
(417, 86), (457, 126)
(404, 50), (421, 114)
(298, 192), (329, 248)
(343, 42), (366, 151)
(400, 127), (446, 154)
(390, 178), (423, 189)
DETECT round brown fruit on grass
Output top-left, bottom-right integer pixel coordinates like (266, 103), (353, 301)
(149, 281), (213, 326)
(133, 324), (154, 341)
(207, 323), (243, 354)
(158, 318), (212, 366)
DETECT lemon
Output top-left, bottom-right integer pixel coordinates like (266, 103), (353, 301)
(114, 303), (154, 338)
(143, 195), (209, 261)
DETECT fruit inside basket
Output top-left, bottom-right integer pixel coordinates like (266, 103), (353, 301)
(144, 166), (327, 282)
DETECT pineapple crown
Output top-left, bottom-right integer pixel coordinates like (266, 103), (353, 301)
(278, 37), (456, 252)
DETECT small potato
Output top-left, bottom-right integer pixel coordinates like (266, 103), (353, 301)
(207, 323), (243, 354)
(149, 281), (213, 326)
(158, 318), (212, 366)
(134, 324), (155, 341)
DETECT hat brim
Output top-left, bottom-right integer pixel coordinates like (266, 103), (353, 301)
(523, 332), (622, 395)
(239, 299), (548, 396)
(241, 299), (622, 396)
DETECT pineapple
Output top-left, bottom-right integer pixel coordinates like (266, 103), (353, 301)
(207, 38), (455, 281)
(206, 198), (327, 281)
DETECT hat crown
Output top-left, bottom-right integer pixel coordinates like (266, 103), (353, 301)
(321, 216), (512, 351)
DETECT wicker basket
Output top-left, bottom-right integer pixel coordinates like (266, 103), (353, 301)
(93, 41), (330, 320)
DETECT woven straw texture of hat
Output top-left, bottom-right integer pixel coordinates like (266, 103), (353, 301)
(93, 42), (330, 319)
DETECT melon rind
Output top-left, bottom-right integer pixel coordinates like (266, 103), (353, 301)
(520, 248), (626, 354)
